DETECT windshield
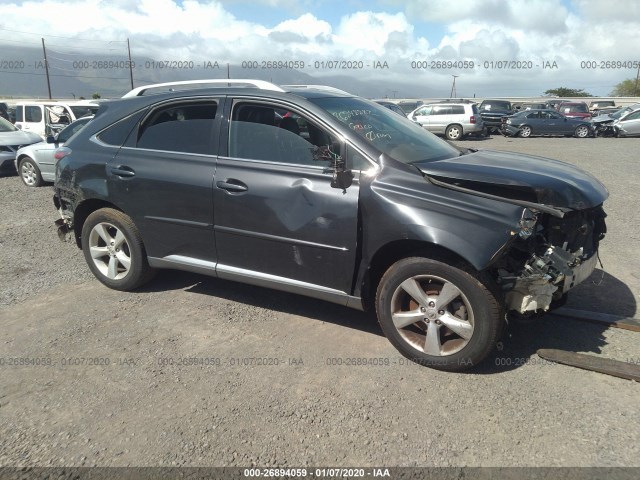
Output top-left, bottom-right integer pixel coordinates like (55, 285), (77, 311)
(610, 106), (634, 119)
(562, 104), (589, 113)
(0, 117), (18, 132)
(310, 97), (460, 164)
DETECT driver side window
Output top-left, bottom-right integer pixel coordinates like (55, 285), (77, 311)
(228, 102), (338, 167)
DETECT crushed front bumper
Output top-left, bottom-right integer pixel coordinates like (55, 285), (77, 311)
(503, 246), (599, 314)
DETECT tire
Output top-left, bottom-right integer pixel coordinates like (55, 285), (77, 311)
(375, 257), (502, 372)
(81, 208), (155, 291)
(445, 124), (463, 140)
(518, 125), (532, 138)
(19, 157), (43, 187)
(574, 125), (590, 138)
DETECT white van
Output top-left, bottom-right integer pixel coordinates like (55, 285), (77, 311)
(14, 101), (99, 139)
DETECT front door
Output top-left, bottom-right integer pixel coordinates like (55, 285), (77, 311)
(213, 99), (360, 294)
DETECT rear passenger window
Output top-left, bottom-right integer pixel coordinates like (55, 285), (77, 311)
(450, 106), (465, 115)
(25, 106), (42, 122)
(432, 106), (451, 115)
(137, 102), (217, 154)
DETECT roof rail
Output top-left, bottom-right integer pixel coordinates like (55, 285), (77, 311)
(122, 79), (286, 98)
(283, 85), (352, 96)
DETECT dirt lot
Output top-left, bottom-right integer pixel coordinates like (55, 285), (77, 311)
(1, 135), (639, 469)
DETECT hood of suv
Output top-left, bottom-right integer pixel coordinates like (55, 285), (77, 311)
(414, 149), (608, 212)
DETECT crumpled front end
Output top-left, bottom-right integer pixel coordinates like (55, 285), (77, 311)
(496, 206), (607, 314)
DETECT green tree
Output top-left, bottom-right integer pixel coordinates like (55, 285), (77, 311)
(609, 78), (638, 96)
(543, 87), (593, 97)
(92, 92), (101, 99)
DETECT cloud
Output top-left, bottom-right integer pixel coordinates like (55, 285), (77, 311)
(0, 0), (638, 97)
(573, 0), (640, 23)
(335, 11), (417, 56)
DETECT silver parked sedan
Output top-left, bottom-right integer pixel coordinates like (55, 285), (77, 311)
(15, 116), (93, 187)
(614, 107), (640, 137)
(0, 117), (42, 175)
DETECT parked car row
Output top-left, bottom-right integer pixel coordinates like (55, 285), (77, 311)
(392, 97), (640, 140)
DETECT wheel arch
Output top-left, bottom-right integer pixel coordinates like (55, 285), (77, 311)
(72, 199), (124, 248)
(518, 124), (533, 136)
(360, 239), (476, 312)
(16, 152), (32, 163)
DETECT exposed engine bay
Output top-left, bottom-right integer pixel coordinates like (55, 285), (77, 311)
(495, 206), (607, 314)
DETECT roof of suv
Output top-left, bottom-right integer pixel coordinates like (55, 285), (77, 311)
(122, 79), (353, 100)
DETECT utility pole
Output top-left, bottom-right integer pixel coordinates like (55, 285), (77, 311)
(634, 62), (640, 96)
(450, 75), (458, 98)
(41, 38), (52, 99)
(127, 38), (134, 90)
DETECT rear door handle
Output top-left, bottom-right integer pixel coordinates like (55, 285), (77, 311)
(216, 180), (248, 192)
(110, 165), (135, 178)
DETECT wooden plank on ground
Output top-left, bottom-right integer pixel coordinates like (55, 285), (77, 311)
(550, 307), (640, 332)
(537, 349), (640, 382)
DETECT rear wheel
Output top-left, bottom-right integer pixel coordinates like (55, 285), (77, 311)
(574, 125), (590, 138)
(375, 257), (502, 371)
(445, 124), (463, 140)
(518, 125), (532, 138)
(19, 157), (43, 187)
(81, 208), (155, 291)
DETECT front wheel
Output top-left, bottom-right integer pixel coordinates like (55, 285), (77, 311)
(19, 157), (43, 187)
(375, 257), (502, 371)
(81, 208), (155, 291)
(518, 125), (532, 138)
(574, 125), (590, 138)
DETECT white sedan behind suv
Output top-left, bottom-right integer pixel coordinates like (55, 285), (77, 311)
(15, 116), (93, 187)
(408, 101), (486, 140)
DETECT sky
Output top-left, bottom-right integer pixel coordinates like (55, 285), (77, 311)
(1, 0), (639, 98)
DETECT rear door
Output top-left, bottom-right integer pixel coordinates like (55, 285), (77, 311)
(107, 98), (222, 263)
(212, 98), (360, 294)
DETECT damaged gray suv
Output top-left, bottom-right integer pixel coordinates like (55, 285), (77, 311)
(53, 80), (608, 371)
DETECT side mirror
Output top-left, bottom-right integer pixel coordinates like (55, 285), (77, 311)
(46, 135), (57, 144)
(331, 170), (354, 190)
(313, 143), (354, 191)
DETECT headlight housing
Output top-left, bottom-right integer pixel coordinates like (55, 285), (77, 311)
(518, 208), (538, 239)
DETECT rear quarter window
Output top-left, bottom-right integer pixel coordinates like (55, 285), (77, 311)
(97, 109), (148, 147)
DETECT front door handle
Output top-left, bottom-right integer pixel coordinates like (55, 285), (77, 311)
(216, 180), (248, 192)
(110, 165), (135, 178)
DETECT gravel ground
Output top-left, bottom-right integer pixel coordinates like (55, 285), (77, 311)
(0, 135), (639, 469)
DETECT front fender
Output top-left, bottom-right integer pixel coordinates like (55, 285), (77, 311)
(357, 160), (523, 291)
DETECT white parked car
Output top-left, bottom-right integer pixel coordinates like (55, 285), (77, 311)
(14, 101), (99, 139)
(15, 116), (93, 187)
(407, 101), (486, 140)
(0, 117), (42, 175)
